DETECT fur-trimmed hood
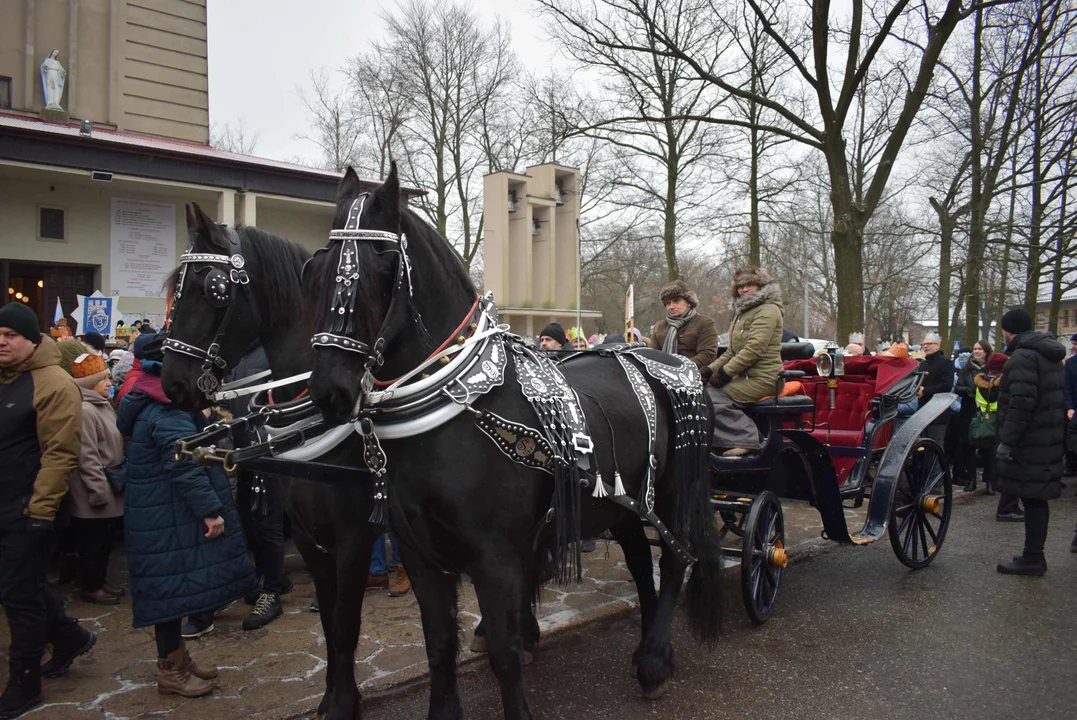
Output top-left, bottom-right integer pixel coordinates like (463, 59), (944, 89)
(732, 282), (783, 316)
(659, 280), (699, 309)
(731, 265), (775, 297)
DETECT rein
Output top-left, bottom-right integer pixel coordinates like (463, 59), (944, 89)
(163, 227), (260, 396)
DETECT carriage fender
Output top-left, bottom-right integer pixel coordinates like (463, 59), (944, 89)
(776, 430), (853, 544)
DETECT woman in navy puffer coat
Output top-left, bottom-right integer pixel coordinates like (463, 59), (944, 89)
(117, 334), (256, 696)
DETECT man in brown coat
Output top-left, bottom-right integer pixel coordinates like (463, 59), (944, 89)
(646, 280), (719, 369)
(0, 304), (95, 718)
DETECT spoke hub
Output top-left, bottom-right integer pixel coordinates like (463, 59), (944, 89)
(765, 542), (788, 569)
(920, 496), (942, 514)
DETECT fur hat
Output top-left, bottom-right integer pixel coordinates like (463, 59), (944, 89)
(1001, 308), (1033, 335)
(539, 323), (567, 346)
(986, 352), (1008, 374)
(72, 352), (110, 389)
(81, 331), (106, 354)
(659, 280), (699, 309)
(731, 266), (774, 297)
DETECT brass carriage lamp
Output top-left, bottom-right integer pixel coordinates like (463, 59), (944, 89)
(816, 346), (845, 408)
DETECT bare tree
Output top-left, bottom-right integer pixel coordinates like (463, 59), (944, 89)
(210, 120), (260, 155)
(584, 0), (986, 339)
(538, 0), (729, 281)
(373, 0), (517, 272)
(295, 69), (362, 172)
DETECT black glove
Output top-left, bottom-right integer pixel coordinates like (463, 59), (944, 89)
(709, 368), (732, 388)
(996, 443), (1013, 462)
(699, 366), (713, 385)
(26, 518), (53, 535)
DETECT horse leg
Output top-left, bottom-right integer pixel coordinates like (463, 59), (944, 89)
(397, 545), (463, 720)
(326, 529), (375, 720)
(608, 519), (659, 677)
(471, 561), (532, 720)
(473, 552), (543, 663)
(291, 527), (338, 720)
(635, 545), (689, 700)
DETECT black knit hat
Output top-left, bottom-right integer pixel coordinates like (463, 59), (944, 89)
(539, 323), (567, 346)
(133, 332), (165, 361)
(1000, 308), (1033, 335)
(1069, 333), (1077, 344)
(0, 303), (41, 344)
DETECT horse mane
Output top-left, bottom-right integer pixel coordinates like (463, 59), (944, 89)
(236, 226), (311, 321)
(164, 226), (311, 324)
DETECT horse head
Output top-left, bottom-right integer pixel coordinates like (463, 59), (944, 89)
(305, 163), (476, 425)
(161, 202), (263, 410)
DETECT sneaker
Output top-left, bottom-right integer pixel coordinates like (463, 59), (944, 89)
(308, 598), (320, 613)
(1070, 530), (1077, 553)
(245, 576), (292, 604)
(180, 615), (215, 639)
(365, 573), (388, 591)
(40, 626), (96, 678)
(997, 554), (1046, 576)
(0, 661), (42, 719)
(242, 593), (283, 631)
(996, 511), (1025, 523)
(388, 566), (411, 597)
(580, 538), (597, 553)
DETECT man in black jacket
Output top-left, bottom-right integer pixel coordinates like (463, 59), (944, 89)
(917, 332), (953, 447)
(994, 308), (1066, 576)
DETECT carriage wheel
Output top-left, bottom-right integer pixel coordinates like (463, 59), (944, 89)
(741, 491), (786, 625)
(888, 438), (952, 569)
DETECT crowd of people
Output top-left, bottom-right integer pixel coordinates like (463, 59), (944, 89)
(0, 303), (412, 718)
(0, 266), (1073, 717)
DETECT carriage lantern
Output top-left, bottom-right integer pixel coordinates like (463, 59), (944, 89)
(815, 345), (845, 409)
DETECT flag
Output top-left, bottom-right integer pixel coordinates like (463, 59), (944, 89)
(53, 297), (63, 324)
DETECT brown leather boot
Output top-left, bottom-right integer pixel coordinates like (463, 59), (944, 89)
(180, 641), (219, 680)
(388, 566), (411, 597)
(157, 648), (216, 697)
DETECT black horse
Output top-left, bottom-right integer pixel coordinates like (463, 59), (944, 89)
(161, 205), (378, 720)
(303, 164), (724, 719)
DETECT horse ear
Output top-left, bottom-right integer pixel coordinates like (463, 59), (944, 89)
(372, 162), (400, 218)
(189, 201), (227, 252)
(337, 166), (362, 203)
(381, 162), (400, 205)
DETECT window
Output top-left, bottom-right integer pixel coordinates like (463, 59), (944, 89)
(0, 77), (10, 109)
(39, 207), (65, 241)
(1062, 308), (1070, 328)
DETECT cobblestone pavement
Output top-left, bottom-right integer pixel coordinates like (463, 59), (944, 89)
(4, 489), (977, 719)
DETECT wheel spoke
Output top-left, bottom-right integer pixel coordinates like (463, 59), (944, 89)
(923, 516), (939, 545)
(894, 502), (915, 516)
(902, 517), (915, 556)
(896, 506), (916, 537)
(918, 518), (930, 559)
(923, 470), (946, 495)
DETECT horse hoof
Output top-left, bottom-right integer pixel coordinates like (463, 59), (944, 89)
(630, 662), (638, 679)
(521, 650), (534, 666)
(469, 634), (488, 653)
(642, 681), (668, 701)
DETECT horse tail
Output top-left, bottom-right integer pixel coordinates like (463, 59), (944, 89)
(671, 388), (723, 645)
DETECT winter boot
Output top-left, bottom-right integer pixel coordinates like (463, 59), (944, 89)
(242, 593), (283, 630)
(40, 625), (95, 678)
(157, 648), (216, 697)
(388, 566), (412, 597)
(997, 553), (1047, 577)
(180, 641), (219, 680)
(0, 660), (42, 719)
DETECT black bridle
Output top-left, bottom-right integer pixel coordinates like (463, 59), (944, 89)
(163, 226), (258, 397)
(307, 194), (427, 392)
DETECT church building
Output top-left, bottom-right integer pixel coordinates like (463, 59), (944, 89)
(0, 0), (388, 332)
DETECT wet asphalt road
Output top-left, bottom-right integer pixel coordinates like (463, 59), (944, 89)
(360, 492), (1077, 720)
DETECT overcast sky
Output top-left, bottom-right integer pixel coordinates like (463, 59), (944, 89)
(207, 0), (560, 165)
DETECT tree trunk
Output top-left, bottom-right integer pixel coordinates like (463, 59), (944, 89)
(930, 198), (953, 350)
(964, 5), (985, 347)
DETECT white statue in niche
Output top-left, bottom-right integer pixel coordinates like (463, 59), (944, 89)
(40, 50), (67, 110)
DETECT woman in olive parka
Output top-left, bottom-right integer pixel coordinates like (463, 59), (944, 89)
(703, 266), (785, 456)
